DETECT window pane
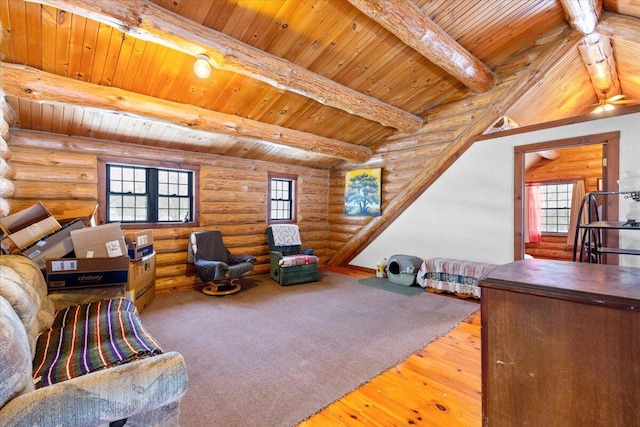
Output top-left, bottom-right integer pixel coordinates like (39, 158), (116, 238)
(107, 164), (192, 223)
(135, 182), (146, 193)
(111, 180), (122, 193)
(123, 168), (133, 181)
(270, 177), (294, 221)
(535, 182), (573, 233)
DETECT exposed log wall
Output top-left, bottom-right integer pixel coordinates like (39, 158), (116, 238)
(7, 130), (329, 294)
(524, 143), (603, 261)
(0, 95), (15, 231)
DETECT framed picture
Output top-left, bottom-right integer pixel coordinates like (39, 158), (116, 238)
(344, 168), (381, 216)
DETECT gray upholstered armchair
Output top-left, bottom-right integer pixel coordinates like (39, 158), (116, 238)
(189, 231), (256, 296)
(267, 225), (319, 286)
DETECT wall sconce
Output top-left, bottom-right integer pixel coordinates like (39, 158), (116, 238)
(193, 54), (212, 79)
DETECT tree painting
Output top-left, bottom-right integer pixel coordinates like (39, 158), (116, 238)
(344, 168), (381, 216)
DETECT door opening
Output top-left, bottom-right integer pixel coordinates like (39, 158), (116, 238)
(514, 132), (620, 261)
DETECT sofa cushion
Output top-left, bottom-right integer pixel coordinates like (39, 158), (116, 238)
(32, 298), (163, 388)
(0, 296), (34, 408)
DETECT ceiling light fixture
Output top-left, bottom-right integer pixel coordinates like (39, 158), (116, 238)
(193, 54), (212, 79)
(592, 102), (615, 114)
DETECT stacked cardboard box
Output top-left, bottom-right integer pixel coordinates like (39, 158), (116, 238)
(126, 251), (156, 313)
(0, 202), (62, 250)
(125, 229), (154, 260)
(124, 229), (156, 312)
(21, 218), (85, 270)
(3, 202), (155, 312)
(46, 222), (130, 290)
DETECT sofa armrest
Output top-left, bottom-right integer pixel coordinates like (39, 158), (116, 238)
(0, 351), (187, 427)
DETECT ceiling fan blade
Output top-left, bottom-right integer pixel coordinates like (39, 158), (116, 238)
(607, 94), (626, 102)
(611, 99), (637, 104)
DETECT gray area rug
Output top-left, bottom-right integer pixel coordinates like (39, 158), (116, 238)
(140, 270), (478, 427)
(356, 276), (424, 295)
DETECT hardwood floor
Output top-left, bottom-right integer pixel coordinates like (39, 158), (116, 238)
(299, 267), (482, 426)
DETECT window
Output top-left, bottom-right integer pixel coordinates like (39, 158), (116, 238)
(269, 174), (297, 223)
(536, 182), (573, 233)
(104, 163), (195, 225)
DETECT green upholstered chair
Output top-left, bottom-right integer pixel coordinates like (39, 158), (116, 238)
(267, 225), (319, 286)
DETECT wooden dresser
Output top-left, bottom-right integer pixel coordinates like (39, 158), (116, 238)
(480, 259), (640, 426)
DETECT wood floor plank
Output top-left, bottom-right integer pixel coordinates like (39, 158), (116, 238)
(297, 302), (482, 427)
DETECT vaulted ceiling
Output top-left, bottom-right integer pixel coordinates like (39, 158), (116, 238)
(2, 0), (640, 171)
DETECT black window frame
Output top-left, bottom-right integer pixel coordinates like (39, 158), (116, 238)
(268, 173), (297, 224)
(98, 158), (199, 228)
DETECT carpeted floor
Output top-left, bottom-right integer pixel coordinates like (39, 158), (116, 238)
(140, 270), (478, 427)
(356, 275), (424, 295)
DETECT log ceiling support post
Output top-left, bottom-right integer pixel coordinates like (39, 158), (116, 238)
(347, 0), (496, 93)
(27, 0), (423, 133)
(560, 0), (621, 102)
(1, 64), (372, 163)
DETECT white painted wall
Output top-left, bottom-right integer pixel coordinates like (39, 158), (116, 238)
(351, 113), (640, 269)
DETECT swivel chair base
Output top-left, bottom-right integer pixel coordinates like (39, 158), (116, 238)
(202, 279), (241, 296)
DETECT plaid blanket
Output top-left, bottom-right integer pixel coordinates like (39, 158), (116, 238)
(32, 298), (163, 388)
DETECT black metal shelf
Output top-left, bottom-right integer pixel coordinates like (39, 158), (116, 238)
(573, 192), (640, 264)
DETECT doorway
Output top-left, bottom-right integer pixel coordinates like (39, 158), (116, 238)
(513, 131), (620, 261)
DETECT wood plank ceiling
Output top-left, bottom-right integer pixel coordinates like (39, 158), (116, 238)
(2, 0), (640, 264)
(4, 0), (639, 170)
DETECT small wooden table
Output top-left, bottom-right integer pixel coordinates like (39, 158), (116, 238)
(480, 259), (640, 426)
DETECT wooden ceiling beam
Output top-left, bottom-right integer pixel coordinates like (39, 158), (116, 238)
(559, 0), (602, 34)
(2, 64), (372, 163)
(347, 0), (496, 93)
(577, 33), (621, 100)
(597, 11), (640, 44)
(560, 0), (621, 102)
(27, 0), (422, 133)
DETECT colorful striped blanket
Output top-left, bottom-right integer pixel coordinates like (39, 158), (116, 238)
(32, 298), (163, 388)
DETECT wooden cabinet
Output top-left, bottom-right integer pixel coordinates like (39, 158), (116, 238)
(480, 259), (640, 426)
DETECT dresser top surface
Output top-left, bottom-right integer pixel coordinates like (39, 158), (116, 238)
(481, 260), (640, 305)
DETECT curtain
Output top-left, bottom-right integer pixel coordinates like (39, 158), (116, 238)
(527, 185), (542, 243)
(567, 180), (587, 247)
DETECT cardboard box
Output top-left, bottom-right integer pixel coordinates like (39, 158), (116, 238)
(125, 229), (154, 260)
(57, 204), (99, 228)
(21, 218), (85, 270)
(70, 222), (127, 259)
(46, 256), (130, 290)
(126, 252), (156, 313)
(0, 202), (61, 249)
